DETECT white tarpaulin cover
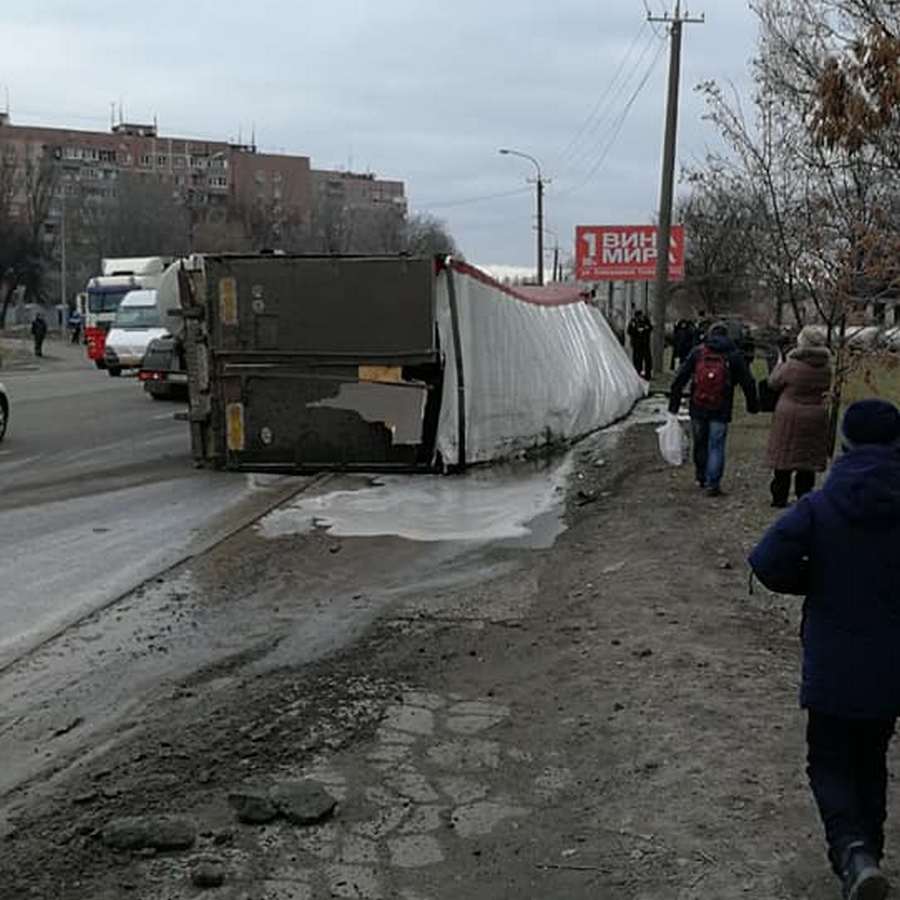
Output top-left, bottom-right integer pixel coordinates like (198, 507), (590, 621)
(435, 260), (646, 467)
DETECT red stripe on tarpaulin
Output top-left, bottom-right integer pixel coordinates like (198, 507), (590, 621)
(450, 260), (589, 307)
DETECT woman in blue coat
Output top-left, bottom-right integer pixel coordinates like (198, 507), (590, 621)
(749, 399), (900, 900)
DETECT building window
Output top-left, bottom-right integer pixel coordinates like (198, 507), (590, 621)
(174, 156), (185, 168)
(255, 171), (267, 184)
(157, 155), (167, 166)
(140, 154), (153, 167)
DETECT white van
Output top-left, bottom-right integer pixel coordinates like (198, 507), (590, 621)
(103, 290), (166, 377)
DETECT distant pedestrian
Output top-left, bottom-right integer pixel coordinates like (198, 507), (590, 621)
(755, 323), (782, 374)
(669, 322), (759, 496)
(749, 399), (900, 900)
(696, 311), (712, 344)
(31, 312), (48, 357)
(68, 307), (83, 344)
(627, 310), (653, 380)
(671, 318), (696, 371)
(766, 325), (832, 508)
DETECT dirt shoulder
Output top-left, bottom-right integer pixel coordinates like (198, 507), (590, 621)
(1, 411), (854, 899)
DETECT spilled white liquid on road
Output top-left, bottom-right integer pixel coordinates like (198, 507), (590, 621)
(258, 456), (574, 545)
(256, 397), (675, 547)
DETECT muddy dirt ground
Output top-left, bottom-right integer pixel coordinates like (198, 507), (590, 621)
(0, 409), (883, 900)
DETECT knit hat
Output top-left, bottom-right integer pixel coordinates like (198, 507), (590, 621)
(797, 326), (827, 349)
(842, 399), (900, 447)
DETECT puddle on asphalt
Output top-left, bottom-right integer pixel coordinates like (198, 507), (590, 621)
(256, 398), (672, 548)
(258, 456), (574, 547)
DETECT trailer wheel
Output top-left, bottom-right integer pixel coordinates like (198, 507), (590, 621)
(94, 359), (106, 370)
(0, 397), (7, 442)
(108, 367), (122, 378)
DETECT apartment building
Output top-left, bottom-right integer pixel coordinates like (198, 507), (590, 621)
(0, 114), (405, 252)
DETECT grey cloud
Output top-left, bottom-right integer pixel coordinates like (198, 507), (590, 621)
(5, 0), (757, 265)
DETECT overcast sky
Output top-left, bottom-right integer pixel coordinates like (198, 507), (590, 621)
(2, 1), (758, 269)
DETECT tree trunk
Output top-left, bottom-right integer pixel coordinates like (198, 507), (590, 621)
(827, 312), (849, 459)
(0, 279), (19, 330)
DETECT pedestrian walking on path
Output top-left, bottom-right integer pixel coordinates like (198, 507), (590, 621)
(31, 313), (48, 357)
(749, 399), (900, 900)
(670, 318), (696, 371)
(766, 325), (832, 507)
(668, 322), (758, 496)
(627, 310), (653, 380)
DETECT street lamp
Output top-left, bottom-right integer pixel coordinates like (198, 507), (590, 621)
(499, 148), (545, 286)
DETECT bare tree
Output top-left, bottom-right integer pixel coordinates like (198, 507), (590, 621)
(404, 213), (459, 256)
(0, 146), (59, 326)
(76, 172), (190, 264)
(678, 170), (760, 316)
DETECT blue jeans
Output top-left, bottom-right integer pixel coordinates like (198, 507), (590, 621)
(692, 418), (728, 489)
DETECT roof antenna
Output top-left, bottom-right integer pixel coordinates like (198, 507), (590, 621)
(110, 101), (115, 129)
(251, 122), (256, 150)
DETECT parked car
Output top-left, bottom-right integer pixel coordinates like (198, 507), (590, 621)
(0, 382), (8, 442)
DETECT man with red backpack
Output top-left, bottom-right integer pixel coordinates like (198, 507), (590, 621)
(668, 322), (759, 496)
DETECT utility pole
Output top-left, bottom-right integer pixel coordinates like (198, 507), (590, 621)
(649, 1), (703, 374)
(536, 176), (544, 286)
(60, 188), (67, 313)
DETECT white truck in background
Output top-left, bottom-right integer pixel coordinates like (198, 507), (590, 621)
(84, 256), (173, 371)
(138, 257), (195, 399)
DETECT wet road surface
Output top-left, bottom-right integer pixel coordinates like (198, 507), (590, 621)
(0, 348), (308, 670)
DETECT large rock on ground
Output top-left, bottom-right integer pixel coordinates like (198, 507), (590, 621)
(227, 786), (278, 825)
(269, 780), (337, 826)
(101, 815), (196, 852)
(191, 857), (226, 889)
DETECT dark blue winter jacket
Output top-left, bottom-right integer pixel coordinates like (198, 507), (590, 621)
(749, 444), (900, 719)
(668, 333), (759, 422)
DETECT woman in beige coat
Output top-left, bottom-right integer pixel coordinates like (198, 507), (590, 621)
(766, 326), (832, 507)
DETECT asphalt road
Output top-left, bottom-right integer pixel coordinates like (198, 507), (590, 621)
(0, 339), (305, 670)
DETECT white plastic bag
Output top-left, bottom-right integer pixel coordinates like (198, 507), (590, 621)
(656, 413), (685, 467)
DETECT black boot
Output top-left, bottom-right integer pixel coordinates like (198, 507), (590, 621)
(841, 842), (889, 900)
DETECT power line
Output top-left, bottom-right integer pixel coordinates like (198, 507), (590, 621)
(414, 186), (532, 210)
(558, 29), (664, 180)
(556, 37), (667, 199)
(553, 20), (649, 169)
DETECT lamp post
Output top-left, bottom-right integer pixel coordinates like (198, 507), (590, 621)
(499, 148), (545, 286)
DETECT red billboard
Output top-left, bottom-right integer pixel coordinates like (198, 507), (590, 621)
(575, 225), (685, 282)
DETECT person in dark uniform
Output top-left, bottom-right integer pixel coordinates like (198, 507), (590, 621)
(627, 310), (653, 380)
(671, 319), (696, 370)
(31, 312), (48, 357)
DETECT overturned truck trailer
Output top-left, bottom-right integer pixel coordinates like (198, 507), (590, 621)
(179, 255), (645, 472)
